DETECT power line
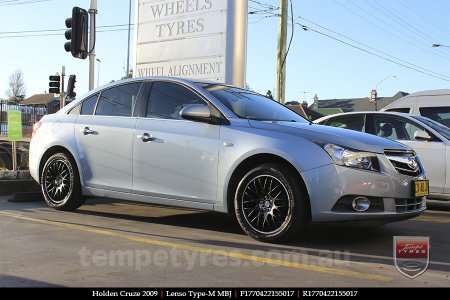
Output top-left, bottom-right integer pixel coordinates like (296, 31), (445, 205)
(368, 0), (441, 45)
(0, 28), (133, 39)
(280, 0), (294, 70)
(398, 0), (450, 39)
(0, 24), (134, 35)
(0, 0), (51, 6)
(299, 16), (449, 79)
(334, 0), (450, 60)
(298, 23), (450, 82)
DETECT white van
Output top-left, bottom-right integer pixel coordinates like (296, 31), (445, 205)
(381, 89), (450, 127)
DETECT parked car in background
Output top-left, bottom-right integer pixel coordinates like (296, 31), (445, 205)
(315, 111), (450, 200)
(30, 77), (427, 243)
(381, 89), (450, 127)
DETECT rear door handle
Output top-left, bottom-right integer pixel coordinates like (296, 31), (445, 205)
(137, 133), (155, 142)
(81, 127), (95, 135)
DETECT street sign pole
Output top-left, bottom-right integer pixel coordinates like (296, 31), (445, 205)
(88, 0), (97, 91)
(60, 66), (66, 109)
(12, 140), (16, 171)
(7, 110), (22, 171)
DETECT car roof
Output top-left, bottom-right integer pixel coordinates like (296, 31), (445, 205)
(314, 111), (418, 123)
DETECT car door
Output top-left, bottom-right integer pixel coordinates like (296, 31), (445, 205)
(370, 114), (446, 195)
(74, 82), (142, 192)
(132, 81), (220, 203)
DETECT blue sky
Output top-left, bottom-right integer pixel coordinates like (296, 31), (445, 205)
(1, 0), (449, 105)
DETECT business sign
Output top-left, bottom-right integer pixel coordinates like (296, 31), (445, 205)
(7, 110), (22, 142)
(135, 0), (247, 87)
(394, 236), (429, 278)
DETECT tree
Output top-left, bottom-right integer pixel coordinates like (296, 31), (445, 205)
(6, 70), (26, 103)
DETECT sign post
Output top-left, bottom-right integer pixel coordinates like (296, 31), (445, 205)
(7, 110), (22, 171)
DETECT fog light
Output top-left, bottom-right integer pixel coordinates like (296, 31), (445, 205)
(352, 197), (370, 212)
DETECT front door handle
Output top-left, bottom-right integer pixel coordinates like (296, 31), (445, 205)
(137, 133), (155, 142)
(81, 127), (95, 135)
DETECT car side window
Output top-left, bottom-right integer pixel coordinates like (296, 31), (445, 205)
(68, 103), (81, 115)
(95, 82), (142, 117)
(419, 106), (450, 128)
(146, 82), (206, 120)
(80, 94), (99, 115)
(385, 107), (410, 113)
(326, 115), (365, 132)
(373, 115), (434, 141)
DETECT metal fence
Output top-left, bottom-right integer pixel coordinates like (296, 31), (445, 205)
(0, 102), (48, 137)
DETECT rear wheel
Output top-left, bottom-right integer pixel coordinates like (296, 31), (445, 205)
(234, 163), (309, 243)
(41, 153), (85, 210)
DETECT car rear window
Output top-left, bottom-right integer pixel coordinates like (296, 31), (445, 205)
(419, 106), (450, 128)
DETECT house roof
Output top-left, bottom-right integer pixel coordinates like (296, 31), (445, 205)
(313, 108), (344, 116)
(309, 91), (408, 112)
(286, 104), (308, 119)
(21, 93), (57, 105)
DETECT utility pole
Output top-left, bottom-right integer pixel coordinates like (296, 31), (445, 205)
(88, 0), (97, 90)
(126, 0), (132, 78)
(276, 0), (288, 103)
(60, 66), (65, 109)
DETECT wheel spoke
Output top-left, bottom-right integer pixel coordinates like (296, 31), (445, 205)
(241, 174), (291, 234)
(43, 158), (72, 203)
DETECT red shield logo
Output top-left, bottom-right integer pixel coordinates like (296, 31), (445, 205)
(394, 236), (429, 278)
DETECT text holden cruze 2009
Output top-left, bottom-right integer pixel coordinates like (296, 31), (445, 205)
(29, 77), (428, 243)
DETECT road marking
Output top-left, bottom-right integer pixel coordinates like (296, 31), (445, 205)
(416, 215), (450, 223)
(0, 211), (392, 282)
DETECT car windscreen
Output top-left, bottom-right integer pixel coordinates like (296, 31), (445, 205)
(412, 115), (450, 140)
(198, 84), (308, 123)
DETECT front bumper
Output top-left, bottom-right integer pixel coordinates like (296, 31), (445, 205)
(302, 159), (426, 223)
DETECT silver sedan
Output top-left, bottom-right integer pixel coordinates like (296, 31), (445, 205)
(29, 77), (427, 242)
(315, 111), (449, 201)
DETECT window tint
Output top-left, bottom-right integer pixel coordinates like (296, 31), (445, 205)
(96, 82), (141, 117)
(326, 115), (365, 132)
(385, 107), (410, 113)
(419, 106), (450, 128)
(146, 82), (205, 119)
(80, 94), (98, 115)
(373, 115), (433, 141)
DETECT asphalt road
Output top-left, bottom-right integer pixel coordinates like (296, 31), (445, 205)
(0, 196), (449, 287)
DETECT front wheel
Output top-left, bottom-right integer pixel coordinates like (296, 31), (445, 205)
(234, 164), (309, 243)
(41, 153), (85, 211)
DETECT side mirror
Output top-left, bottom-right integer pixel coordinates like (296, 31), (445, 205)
(414, 130), (432, 141)
(180, 104), (211, 123)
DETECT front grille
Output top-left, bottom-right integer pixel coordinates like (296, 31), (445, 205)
(385, 150), (423, 177)
(395, 197), (425, 213)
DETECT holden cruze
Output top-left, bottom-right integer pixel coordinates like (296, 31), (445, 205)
(29, 77), (428, 242)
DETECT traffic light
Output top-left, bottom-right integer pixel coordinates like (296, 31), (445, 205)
(64, 7), (89, 59)
(66, 75), (77, 98)
(49, 75), (61, 94)
(370, 89), (377, 102)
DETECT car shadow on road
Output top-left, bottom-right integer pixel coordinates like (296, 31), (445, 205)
(72, 199), (449, 272)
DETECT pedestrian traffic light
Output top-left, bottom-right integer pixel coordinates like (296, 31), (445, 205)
(64, 7), (89, 59)
(66, 75), (77, 98)
(49, 75), (61, 94)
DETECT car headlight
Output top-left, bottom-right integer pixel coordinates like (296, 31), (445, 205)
(323, 143), (379, 172)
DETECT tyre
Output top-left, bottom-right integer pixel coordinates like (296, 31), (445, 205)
(234, 163), (309, 243)
(40, 153), (85, 211)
